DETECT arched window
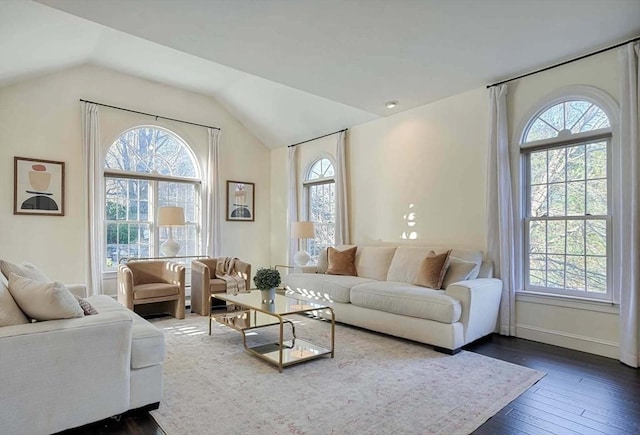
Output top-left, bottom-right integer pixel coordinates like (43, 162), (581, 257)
(304, 157), (335, 259)
(104, 126), (201, 268)
(520, 97), (612, 300)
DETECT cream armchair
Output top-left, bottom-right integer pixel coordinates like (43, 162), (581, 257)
(117, 260), (185, 319)
(191, 258), (251, 315)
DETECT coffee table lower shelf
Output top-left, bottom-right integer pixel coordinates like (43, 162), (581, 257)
(248, 339), (332, 369)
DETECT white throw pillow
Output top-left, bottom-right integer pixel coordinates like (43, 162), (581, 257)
(8, 273), (84, 321)
(0, 259), (50, 282)
(0, 282), (29, 326)
(442, 259), (479, 289)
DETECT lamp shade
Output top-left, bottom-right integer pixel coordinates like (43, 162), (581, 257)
(158, 207), (185, 226)
(291, 221), (315, 239)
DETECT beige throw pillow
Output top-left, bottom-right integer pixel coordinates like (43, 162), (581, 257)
(442, 259), (478, 289)
(413, 250), (452, 289)
(0, 260), (50, 282)
(0, 282), (29, 326)
(8, 273), (84, 321)
(326, 247), (357, 276)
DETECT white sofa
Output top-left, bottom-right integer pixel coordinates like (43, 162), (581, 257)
(0, 275), (165, 435)
(284, 245), (503, 353)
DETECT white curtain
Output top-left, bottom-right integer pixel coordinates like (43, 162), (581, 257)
(486, 84), (517, 336)
(203, 128), (222, 257)
(81, 102), (102, 295)
(288, 146), (299, 263)
(334, 130), (350, 245)
(618, 41), (640, 368)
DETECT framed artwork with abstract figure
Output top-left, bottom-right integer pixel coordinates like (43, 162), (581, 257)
(14, 157), (65, 216)
(226, 180), (254, 222)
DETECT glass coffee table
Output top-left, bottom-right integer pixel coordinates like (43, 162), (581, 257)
(209, 290), (335, 372)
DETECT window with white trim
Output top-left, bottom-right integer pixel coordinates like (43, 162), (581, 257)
(304, 157), (335, 260)
(521, 100), (612, 300)
(104, 126), (201, 269)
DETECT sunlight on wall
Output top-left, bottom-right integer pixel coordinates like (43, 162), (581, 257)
(400, 203), (418, 240)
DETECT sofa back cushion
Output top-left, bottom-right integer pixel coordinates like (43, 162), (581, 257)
(356, 246), (397, 281)
(386, 247), (436, 283)
(0, 260), (50, 282)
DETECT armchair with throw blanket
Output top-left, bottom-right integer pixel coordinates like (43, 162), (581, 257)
(191, 257), (251, 315)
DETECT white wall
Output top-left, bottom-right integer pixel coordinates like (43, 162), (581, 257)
(270, 49), (622, 359)
(0, 64), (271, 294)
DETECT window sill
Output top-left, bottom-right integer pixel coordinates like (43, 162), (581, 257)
(515, 291), (619, 314)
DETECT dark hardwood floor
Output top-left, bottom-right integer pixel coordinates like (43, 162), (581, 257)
(59, 334), (638, 435)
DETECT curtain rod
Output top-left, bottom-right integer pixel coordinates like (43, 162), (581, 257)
(79, 99), (221, 131)
(487, 36), (640, 89)
(288, 128), (348, 148)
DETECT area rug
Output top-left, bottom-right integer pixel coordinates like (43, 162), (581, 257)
(149, 314), (543, 435)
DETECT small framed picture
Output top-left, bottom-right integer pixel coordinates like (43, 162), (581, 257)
(226, 180), (254, 222)
(14, 157), (65, 216)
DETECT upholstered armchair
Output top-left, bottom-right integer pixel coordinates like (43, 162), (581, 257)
(191, 258), (251, 315)
(117, 260), (185, 319)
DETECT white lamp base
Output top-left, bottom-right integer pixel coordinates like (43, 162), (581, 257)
(160, 237), (180, 257)
(293, 250), (311, 266)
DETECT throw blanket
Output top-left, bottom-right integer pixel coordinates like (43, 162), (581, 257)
(215, 257), (247, 294)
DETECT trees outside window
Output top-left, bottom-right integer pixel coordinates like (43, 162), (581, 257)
(304, 158), (335, 259)
(521, 99), (611, 300)
(104, 126), (200, 268)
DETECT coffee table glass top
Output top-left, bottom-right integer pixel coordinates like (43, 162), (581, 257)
(213, 290), (329, 315)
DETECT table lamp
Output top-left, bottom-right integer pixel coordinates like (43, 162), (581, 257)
(158, 206), (185, 257)
(291, 221), (315, 266)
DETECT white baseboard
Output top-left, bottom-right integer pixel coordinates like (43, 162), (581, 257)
(516, 323), (619, 359)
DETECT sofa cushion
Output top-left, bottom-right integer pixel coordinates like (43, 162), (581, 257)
(88, 295), (165, 369)
(414, 250), (451, 289)
(0, 260), (50, 282)
(386, 247), (436, 283)
(133, 283), (179, 300)
(326, 247), (357, 276)
(284, 273), (375, 303)
(0, 279), (29, 326)
(350, 281), (462, 324)
(442, 259), (479, 288)
(209, 279), (227, 293)
(8, 273), (84, 321)
(356, 246), (397, 281)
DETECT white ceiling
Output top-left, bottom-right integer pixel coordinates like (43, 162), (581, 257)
(2, 0), (639, 148)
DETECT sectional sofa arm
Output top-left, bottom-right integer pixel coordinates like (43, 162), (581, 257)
(0, 312), (134, 434)
(445, 278), (503, 343)
(66, 283), (88, 298)
(232, 260), (252, 288)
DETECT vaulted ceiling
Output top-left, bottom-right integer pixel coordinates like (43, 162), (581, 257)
(2, 0), (639, 148)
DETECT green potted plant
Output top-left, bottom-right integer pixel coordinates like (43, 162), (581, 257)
(253, 267), (281, 303)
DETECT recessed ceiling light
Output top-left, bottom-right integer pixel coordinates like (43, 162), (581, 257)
(385, 101), (398, 109)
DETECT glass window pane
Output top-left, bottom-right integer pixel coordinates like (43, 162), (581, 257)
(586, 220), (607, 256)
(547, 255), (565, 288)
(566, 181), (585, 216)
(586, 179), (607, 215)
(548, 183), (566, 216)
(586, 256), (607, 293)
(547, 220), (566, 255)
(530, 185), (548, 217)
(586, 142), (607, 179)
(565, 101), (592, 130)
(574, 106), (610, 133)
(525, 119), (558, 142)
(565, 255), (586, 291)
(530, 151), (547, 184)
(539, 103), (564, 131)
(547, 148), (566, 183)
(529, 254), (546, 287)
(566, 220), (584, 255)
(529, 221), (546, 254)
(566, 145), (585, 181)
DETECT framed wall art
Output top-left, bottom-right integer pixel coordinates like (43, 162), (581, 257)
(14, 157), (65, 216)
(226, 180), (254, 222)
